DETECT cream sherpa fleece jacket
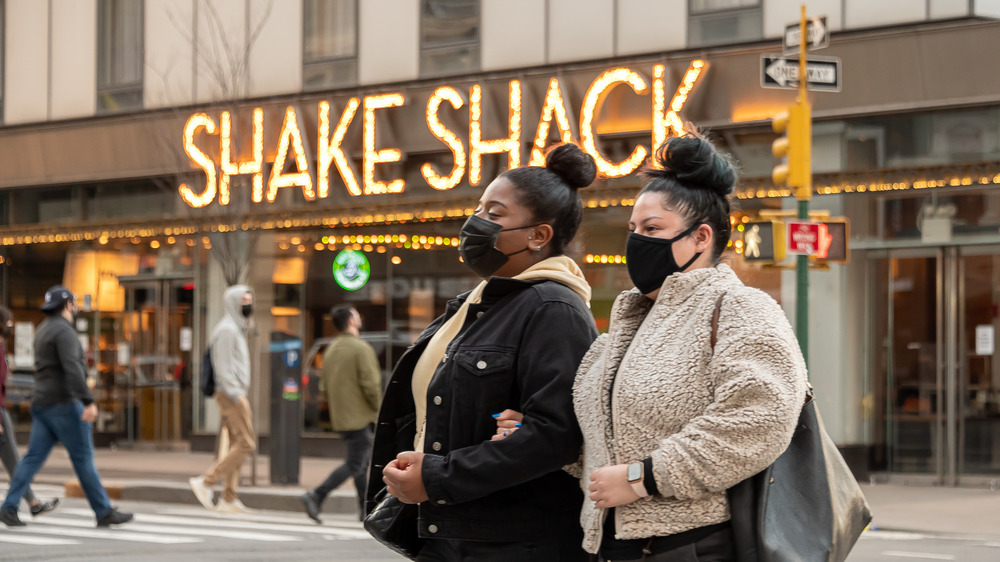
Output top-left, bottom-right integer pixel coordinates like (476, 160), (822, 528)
(572, 263), (807, 554)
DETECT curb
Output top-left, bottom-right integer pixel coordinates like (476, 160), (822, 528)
(62, 479), (360, 516)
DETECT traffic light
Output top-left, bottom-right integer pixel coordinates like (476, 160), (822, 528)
(771, 99), (811, 199)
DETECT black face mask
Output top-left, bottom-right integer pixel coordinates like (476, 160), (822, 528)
(625, 223), (703, 295)
(241, 304), (253, 318)
(458, 215), (540, 278)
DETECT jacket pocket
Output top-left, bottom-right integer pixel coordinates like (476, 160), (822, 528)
(452, 347), (517, 413)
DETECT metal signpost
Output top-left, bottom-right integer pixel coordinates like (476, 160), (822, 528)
(766, 4), (836, 366)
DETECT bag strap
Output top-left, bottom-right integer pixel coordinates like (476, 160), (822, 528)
(710, 293), (725, 351)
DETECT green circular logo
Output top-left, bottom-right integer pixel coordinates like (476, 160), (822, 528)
(333, 250), (371, 291)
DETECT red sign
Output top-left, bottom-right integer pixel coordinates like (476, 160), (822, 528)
(787, 221), (831, 256)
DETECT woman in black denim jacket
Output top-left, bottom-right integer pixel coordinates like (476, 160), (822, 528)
(366, 144), (598, 562)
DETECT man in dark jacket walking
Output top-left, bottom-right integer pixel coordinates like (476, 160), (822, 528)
(0, 286), (132, 528)
(301, 305), (381, 523)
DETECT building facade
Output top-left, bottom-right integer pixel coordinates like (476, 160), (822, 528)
(1, 0), (999, 486)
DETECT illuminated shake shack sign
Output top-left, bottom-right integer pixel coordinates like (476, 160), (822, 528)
(178, 61), (706, 208)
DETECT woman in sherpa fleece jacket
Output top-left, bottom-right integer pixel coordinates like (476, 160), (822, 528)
(497, 134), (808, 561)
(579, 134), (807, 560)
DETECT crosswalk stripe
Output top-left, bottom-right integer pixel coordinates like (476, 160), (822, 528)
(8, 525), (200, 544)
(56, 506), (370, 539)
(132, 512), (371, 539)
(33, 515), (298, 543)
(155, 505), (365, 530)
(0, 534), (80, 546)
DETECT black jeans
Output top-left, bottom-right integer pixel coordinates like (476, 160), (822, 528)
(599, 525), (735, 562)
(0, 409), (37, 506)
(417, 532), (589, 562)
(313, 425), (373, 516)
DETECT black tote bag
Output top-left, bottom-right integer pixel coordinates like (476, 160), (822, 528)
(727, 394), (873, 562)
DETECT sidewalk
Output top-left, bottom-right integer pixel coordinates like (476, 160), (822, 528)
(3, 445), (999, 538)
(1, 445), (362, 516)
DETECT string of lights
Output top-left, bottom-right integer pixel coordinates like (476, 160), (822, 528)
(4, 163), (999, 248)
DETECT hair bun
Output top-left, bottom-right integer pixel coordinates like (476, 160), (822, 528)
(544, 143), (597, 190)
(650, 134), (736, 197)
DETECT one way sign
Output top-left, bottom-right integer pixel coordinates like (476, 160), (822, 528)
(760, 54), (842, 92)
(784, 16), (829, 53)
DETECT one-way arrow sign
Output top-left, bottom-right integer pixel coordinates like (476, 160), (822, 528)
(784, 16), (829, 53)
(760, 54), (841, 92)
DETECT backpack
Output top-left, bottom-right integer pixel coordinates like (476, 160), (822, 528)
(200, 347), (215, 397)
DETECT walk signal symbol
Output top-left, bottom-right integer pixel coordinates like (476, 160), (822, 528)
(743, 221), (786, 264)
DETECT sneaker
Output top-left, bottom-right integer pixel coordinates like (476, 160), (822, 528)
(188, 476), (215, 510)
(215, 498), (253, 514)
(30, 498), (60, 518)
(96, 508), (134, 527)
(0, 508), (24, 527)
(301, 491), (322, 524)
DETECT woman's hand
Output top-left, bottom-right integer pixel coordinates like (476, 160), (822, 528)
(383, 451), (430, 504)
(490, 409), (523, 441)
(588, 464), (641, 509)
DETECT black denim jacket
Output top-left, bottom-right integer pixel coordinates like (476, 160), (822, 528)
(365, 277), (597, 542)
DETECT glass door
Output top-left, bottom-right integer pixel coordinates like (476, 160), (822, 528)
(119, 276), (193, 445)
(876, 249), (945, 478)
(874, 245), (1000, 484)
(957, 247), (1000, 479)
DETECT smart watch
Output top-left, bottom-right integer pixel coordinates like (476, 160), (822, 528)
(627, 462), (650, 498)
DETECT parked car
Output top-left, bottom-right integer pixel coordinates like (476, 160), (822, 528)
(301, 331), (411, 432)
(5, 366), (36, 429)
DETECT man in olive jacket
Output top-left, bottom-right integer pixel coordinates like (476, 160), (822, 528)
(301, 304), (381, 523)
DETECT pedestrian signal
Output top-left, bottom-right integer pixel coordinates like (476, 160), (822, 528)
(742, 220), (786, 264)
(812, 219), (849, 263)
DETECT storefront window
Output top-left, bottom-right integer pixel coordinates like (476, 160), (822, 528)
(302, 0), (358, 91)
(97, 0), (143, 113)
(876, 189), (1000, 241)
(420, 0), (480, 78)
(846, 107), (1000, 171)
(688, 0), (762, 47)
(256, 227), (478, 433)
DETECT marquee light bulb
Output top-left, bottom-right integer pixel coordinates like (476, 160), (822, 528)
(318, 98), (361, 197)
(652, 60), (706, 149)
(469, 80), (521, 185)
(529, 78), (574, 166)
(363, 93), (406, 195)
(178, 113), (218, 208)
(220, 108), (264, 205)
(267, 106), (315, 202)
(581, 68), (648, 178)
(422, 87), (467, 191)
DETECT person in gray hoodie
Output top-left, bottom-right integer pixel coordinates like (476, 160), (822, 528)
(189, 285), (256, 513)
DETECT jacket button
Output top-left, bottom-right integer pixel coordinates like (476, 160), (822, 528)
(433, 395), (442, 405)
(442, 354), (448, 362)
(432, 441), (442, 451)
(476, 360), (487, 369)
(436, 499), (446, 505)
(428, 524), (438, 533)
(476, 311), (484, 318)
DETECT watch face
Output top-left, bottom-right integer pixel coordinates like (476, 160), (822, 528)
(628, 463), (642, 482)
